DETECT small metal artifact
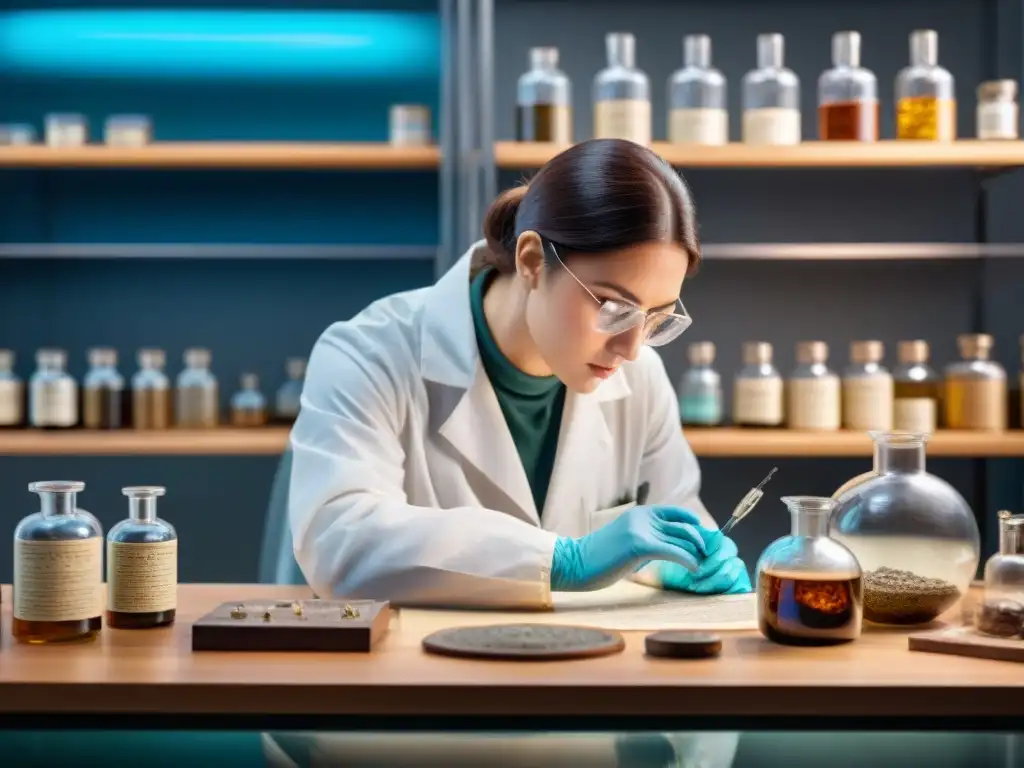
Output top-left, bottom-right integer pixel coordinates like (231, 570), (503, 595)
(342, 604), (360, 619)
(262, 610), (272, 622)
(292, 601), (304, 617)
(229, 605), (247, 620)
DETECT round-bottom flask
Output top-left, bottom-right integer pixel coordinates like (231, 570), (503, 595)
(756, 496), (863, 646)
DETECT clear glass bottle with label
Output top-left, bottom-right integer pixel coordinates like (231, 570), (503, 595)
(13, 481), (103, 644)
(896, 30), (955, 140)
(231, 373), (267, 427)
(593, 32), (651, 145)
(83, 347), (125, 430)
(667, 34), (727, 145)
(29, 348), (78, 429)
(275, 357), (306, 424)
(818, 31), (878, 141)
(977, 80), (1019, 140)
(176, 348), (219, 428)
(734, 342), (783, 427)
(842, 341), (893, 431)
(131, 349), (171, 430)
(742, 33), (801, 146)
(944, 333), (1007, 431)
(678, 342), (722, 426)
(107, 486), (177, 629)
(517, 47), (572, 143)
(787, 341), (840, 431)
(0, 349), (24, 427)
(893, 340), (940, 434)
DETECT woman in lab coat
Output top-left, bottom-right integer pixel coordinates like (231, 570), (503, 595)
(288, 138), (750, 608)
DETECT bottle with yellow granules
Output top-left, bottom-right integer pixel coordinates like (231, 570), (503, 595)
(896, 30), (955, 140)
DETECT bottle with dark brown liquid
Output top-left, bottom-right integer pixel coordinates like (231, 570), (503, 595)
(756, 496), (863, 646)
(817, 31), (878, 140)
(83, 347), (126, 429)
(106, 486), (177, 629)
(516, 47), (572, 143)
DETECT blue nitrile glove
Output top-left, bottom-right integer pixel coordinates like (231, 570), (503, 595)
(550, 506), (706, 592)
(659, 528), (752, 595)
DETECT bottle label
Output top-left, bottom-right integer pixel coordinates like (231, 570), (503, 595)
(30, 379), (77, 427)
(668, 108), (728, 145)
(946, 379), (1007, 430)
(680, 393), (722, 425)
(14, 538), (102, 621)
(787, 377), (841, 430)
(594, 100), (651, 145)
(176, 386), (219, 428)
(978, 102), (1019, 140)
(734, 377), (783, 425)
(842, 376), (894, 430)
(894, 397), (937, 433)
(742, 108), (801, 145)
(0, 379), (23, 425)
(896, 97), (956, 140)
(107, 540), (178, 613)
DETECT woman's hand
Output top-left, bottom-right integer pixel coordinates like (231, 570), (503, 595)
(659, 528), (752, 595)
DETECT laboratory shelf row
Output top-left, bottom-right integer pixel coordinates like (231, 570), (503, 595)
(3, 427), (1023, 458)
(3, 140), (1024, 170)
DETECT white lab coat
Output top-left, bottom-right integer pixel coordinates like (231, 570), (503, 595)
(288, 240), (715, 608)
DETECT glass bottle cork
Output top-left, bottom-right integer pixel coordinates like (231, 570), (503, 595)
(231, 373), (267, 427)
(734, 342), (783, 427)
(176, 348), (219, 428)
(742, 33), (801, 146)
(667, 34), (728, 145)
(275, 357), (306, 424)
(13, 481), (103, 644)
(131, 349), (171, 430)
(593, 32), (651, 145)
(944, 333), (1007, 431)
(787, 341), (840, 431)
(896, 30), (955, 140)
(818, 31), (878, 141)
(107, 486), (177, 629)
(0, 349), (24, 427)
(29, 348), (78, 429)
(842, 341), (893, 431)
(977, 80), (1019, 140)
(893, 340), (940, 434)
(678, 342), (722, 426)
(517, 47), (572, 143)
(83, 347), (125, 430)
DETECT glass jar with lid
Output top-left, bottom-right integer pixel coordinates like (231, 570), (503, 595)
(0, 349), (24, 427)
(593, 32), (651, 145)
(831, 431), (980, 625)
(756, 496), (863, 646)
(818, 30), (878, 140)
(733, 342), (783, 427)
(786, 341), (840, 431)
(976, 80), (1018, 140)
(83, 347), (125, 430)
(275, 357), (306, 424)
(678, 341), (722, 426)
(975, 511), (1024, 638)
(517, 47), (572, 143)
(176, 348), (219, 428)
(893, 340), (940, 434)
(944, 333), (1007, 431)
(667, 34), (727, 145)
(231, 373), (267, 427)
(29, 348), (77, 429)
(742, 33), (800, 145)
(842, 340), (893, 431)
(131, 349), (171, 430)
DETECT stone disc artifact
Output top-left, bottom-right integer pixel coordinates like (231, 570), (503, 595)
(422, 623), (625, 661)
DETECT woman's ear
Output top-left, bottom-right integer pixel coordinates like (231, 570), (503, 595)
(513, 231), (545, 289)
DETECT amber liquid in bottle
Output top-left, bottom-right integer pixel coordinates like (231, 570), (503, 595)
(516, 104), (572, 143)
(108, 608), (176, 629)
(819, 101), (879, 140)
(83, 386), (126, 429)
(13, 616), (102, 644)
(896, 97), (956, 140)
(759, 571), (862, 646)
(945, 379), (1007, 430)
(231, 408), (267, 427)
(132, 388), (171, 429)
(894, 377), (941, 428)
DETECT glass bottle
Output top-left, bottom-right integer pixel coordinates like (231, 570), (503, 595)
(842, 340), (893, 431)
(0, 349), (24, 427)
(818, 30), (878, 141)
(786, 341), (840, 431)
(733, 342), (783, 427)
(231, 373), (267, 427)
(678, 342), (722, 426)
(1020, 334), (1024, 429)
(82, 347), (125, 430)
(831, 432), (980, 625)
(29, 348), (78, 429)
(275, 357), (306, 424)
(977, 80), (1019, 140)
(667, 34), (727, 145)
(975, 511), (1024, 638)
(944, 333), (1007, 431)
(13, 481), (103, 643)
(176, 348), (219, 428)
(107, 486), (177, 629)
(516, 47), (572, 144)
(742, 33), (800, 146)
(896, 30), (955, 141)
(756, 496), (863, 646)
(131, 349), (171, 430)
(593, 32), (651, 145)
(893, 340), (940, 434)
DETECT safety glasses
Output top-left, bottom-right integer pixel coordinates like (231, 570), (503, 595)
(547, 243), (693, 348)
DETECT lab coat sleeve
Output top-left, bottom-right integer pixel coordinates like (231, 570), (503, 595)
(288, 320), (559, 610)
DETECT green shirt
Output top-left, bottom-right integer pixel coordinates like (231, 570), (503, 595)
(470, 267), (566, 516)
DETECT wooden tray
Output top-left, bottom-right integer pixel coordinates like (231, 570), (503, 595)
(192, 598), (390, 652)
(909, 625), (1024, 663)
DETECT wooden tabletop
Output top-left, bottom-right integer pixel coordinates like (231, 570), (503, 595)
(0, 584), (1019, 727)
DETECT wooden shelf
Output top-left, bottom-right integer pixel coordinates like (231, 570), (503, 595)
(2, 427), (1024, 457)
(0, 143), (440, 170)
(496, 140), (1024, 169)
